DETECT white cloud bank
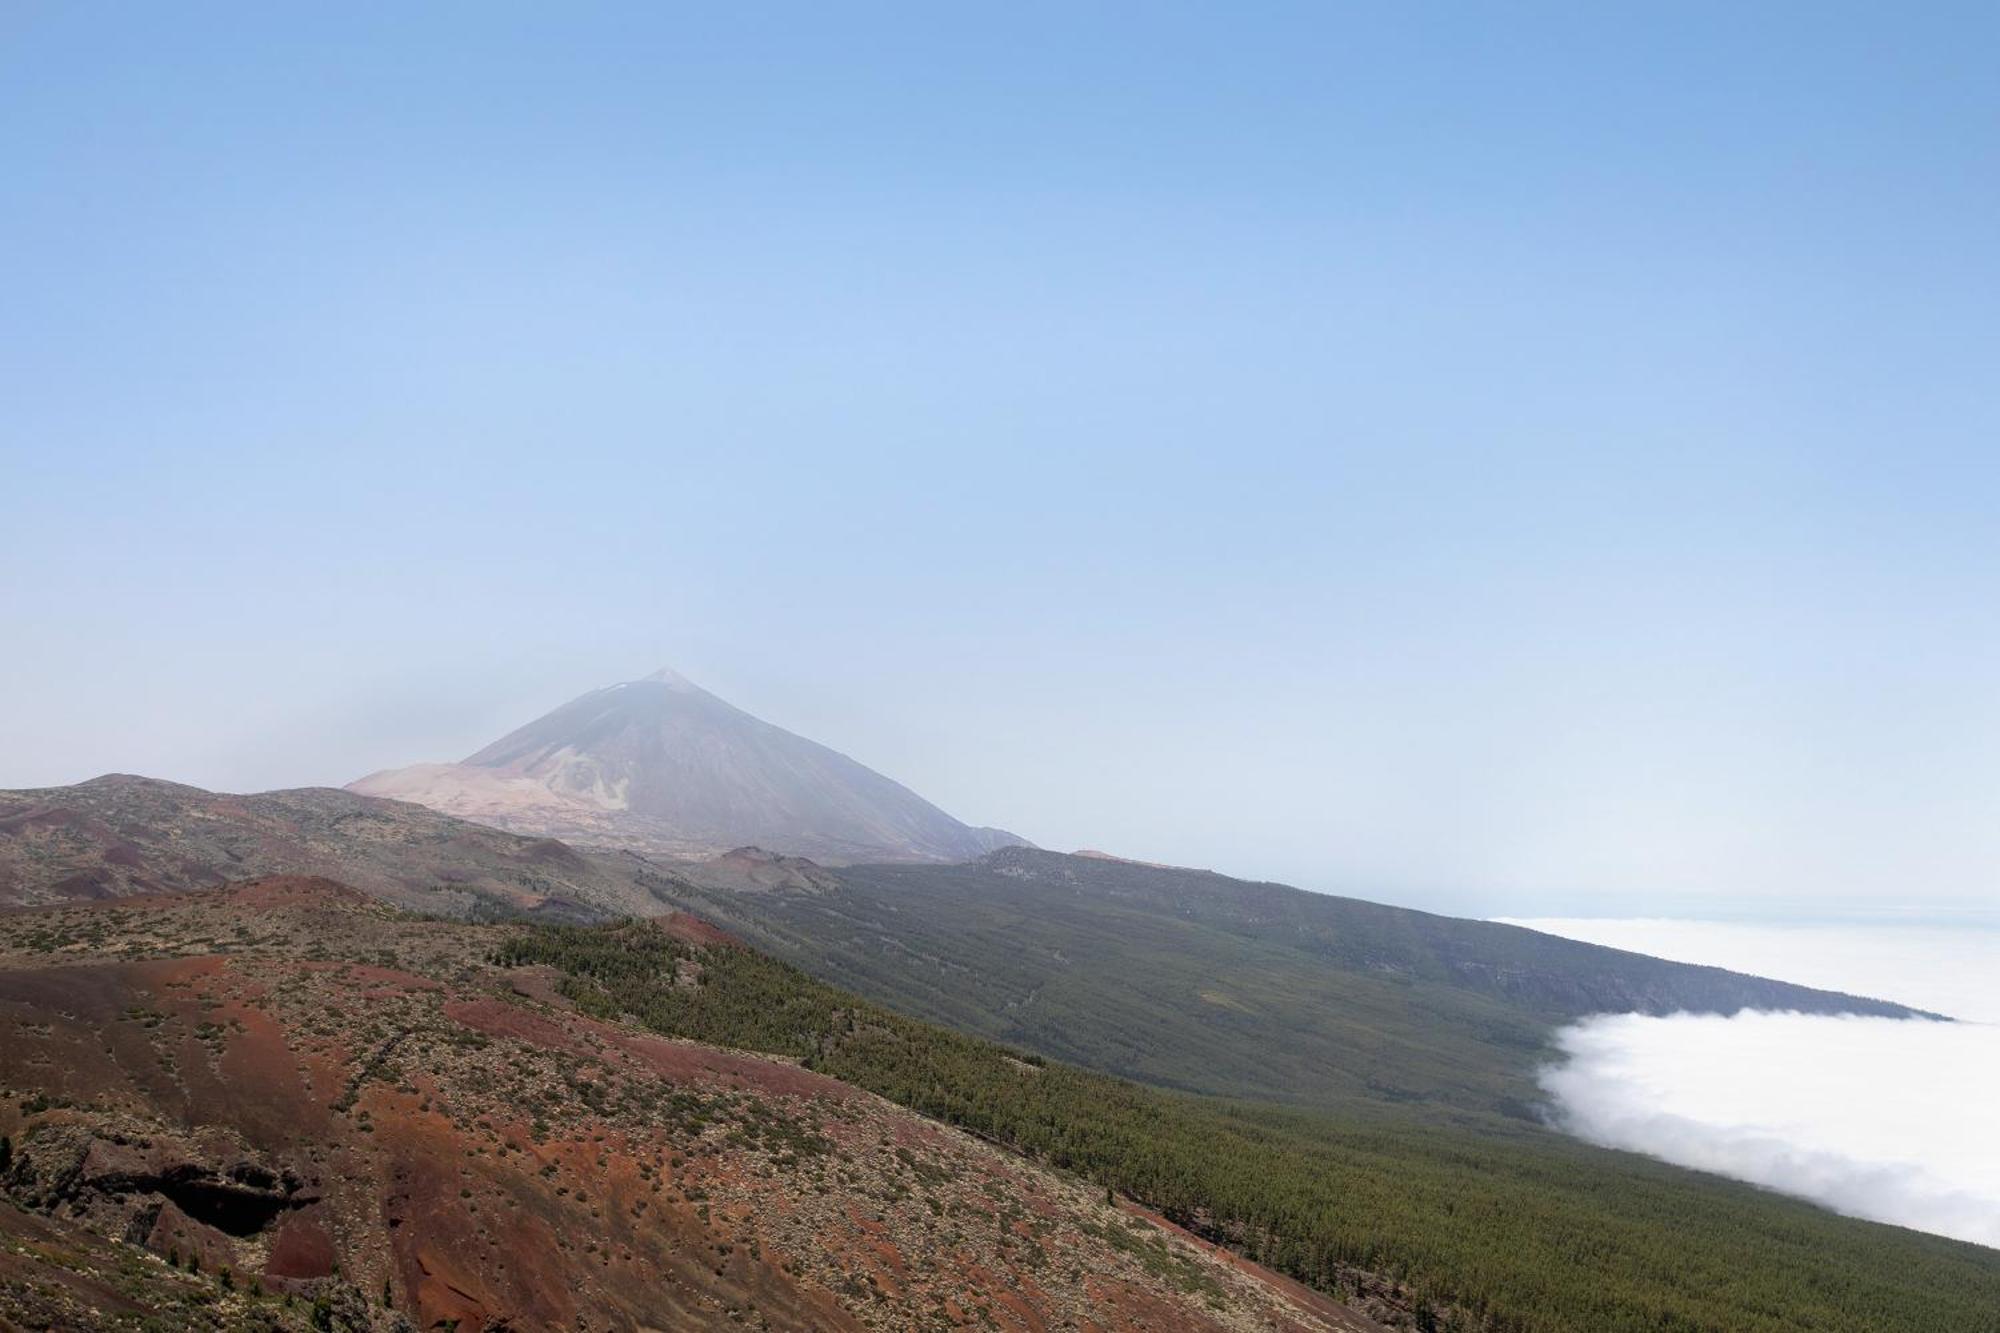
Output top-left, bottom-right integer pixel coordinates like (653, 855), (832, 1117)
(1543, 1010), (2000, 1247)
(1501, 919), (2000, 1249)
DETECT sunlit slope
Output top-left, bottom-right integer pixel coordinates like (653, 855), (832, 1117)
(0, 882), (1379, 1333)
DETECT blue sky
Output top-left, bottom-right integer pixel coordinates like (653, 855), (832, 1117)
(3, 4), (1996, 918)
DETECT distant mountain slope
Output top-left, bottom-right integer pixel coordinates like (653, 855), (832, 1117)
(350, 668), (1026, 863)
(654, 846), (1927, 1116)
(0, 773), (677, 919)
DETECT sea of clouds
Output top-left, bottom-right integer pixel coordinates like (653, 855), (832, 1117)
(1496, 917), (2000, 1249)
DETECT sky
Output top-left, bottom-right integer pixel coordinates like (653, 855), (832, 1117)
(3, 4), (1997, 920)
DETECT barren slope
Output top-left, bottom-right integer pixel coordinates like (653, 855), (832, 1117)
(0, 879), (1382, 1333)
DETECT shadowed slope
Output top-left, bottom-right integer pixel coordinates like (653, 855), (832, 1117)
(652, 846), (1927, 1117)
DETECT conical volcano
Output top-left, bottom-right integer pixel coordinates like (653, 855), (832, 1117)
(350, 669), (1026, 863)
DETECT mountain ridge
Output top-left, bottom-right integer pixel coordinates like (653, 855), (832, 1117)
(653, 843), (1933, 1119)
(0, 772), (678, 919)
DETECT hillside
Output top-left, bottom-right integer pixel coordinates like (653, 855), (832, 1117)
(0, 880), (1384, 1332)
(0, 774), (678, 919)
(651, 846), (1925, 1116)
(497, 915), (2000, 1333)
(350, 668), (1026, 863)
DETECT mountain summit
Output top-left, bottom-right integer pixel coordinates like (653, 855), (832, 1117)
(349, 669), (1027, 863)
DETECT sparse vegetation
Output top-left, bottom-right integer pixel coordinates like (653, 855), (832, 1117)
(0, 882), (1386, 1332)
(501, 918), (2000, 1333)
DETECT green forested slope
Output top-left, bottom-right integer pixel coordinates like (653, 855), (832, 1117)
(498, 920), (2000, 1333)
(635, 846), (1918, 1116)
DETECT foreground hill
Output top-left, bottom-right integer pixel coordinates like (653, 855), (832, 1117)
(350, 668), (1026, 862)
(0, 880), (1383, 1332)
(493, 915), (2000, 1332)
(653, 846), (1926, 1116)
(0, 774), (676, 918)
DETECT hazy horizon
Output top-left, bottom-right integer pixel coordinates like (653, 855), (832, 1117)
(9, 662), (1997, 925)
(6, 5), (1998, 922)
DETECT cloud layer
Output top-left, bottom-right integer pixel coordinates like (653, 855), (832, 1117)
(1543, 1010), (2000, 1247)
(1510, 920), (2000, 1249)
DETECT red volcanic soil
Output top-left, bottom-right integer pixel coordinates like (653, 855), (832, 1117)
(656, 907), (743, 948)
(0, 953), (324, 1145)
(443, 996), (849, 1102)
(0, 877), (1384, 1333)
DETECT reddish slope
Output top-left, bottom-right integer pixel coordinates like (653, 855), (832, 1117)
(0, 879), (1383, 1333)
